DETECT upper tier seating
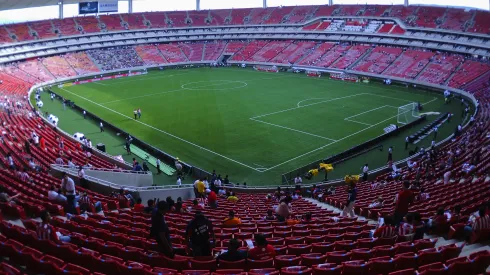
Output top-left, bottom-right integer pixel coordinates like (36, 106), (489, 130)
(383, 49), (435, 79)
(134, 45), (168, 65)
(0, 5), (488, 46)
(352, 46), (403, 74)
(99, 15), (126, 32)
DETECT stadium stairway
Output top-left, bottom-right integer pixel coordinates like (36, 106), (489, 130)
(129, 144), (176, 176)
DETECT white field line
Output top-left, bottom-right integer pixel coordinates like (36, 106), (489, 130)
(59, 87), (263, 172)
(261, 96), (439, 172)
(250, 117), (338, 142)
(101, 75), (291, 105)
(251, 93), (369, 120)
(103, 72), (192, 85)
(345, 119), (372, 126)
(92, 81), (108, 86)
(344, 105), (391, 120)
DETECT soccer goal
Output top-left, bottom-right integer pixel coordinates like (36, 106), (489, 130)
(397, 102), (420, 124)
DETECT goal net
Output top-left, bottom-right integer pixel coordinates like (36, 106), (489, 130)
(397, 103), (420, 125)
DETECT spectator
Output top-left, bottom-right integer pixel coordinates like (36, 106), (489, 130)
(368, 196), (384, 208)
(186, 211), (215, 257)
(6, 153), (15, 170)
(275, 201), (290, 222)
(0, 188), (19, 204)
(37, 210), (71, 243)
(166, 196), (175, 211)
(192, 199), (204, 210)
(207, 189), (217, 209)
(150, 201), (173, 258)
(263, 209), (276, 221)
(133, 162), (143, 172)
(79, 192), (102, 213)
(302, 212), (314, 223)
(227, 192), (239, 203)
(142, 161), (150, 172)
(393, 181), (414, 225)
(47, 185), (66, 203)
(61, 172), (76, 214)
(248, 234), (276, 260)
(398, 213), (414, 238)
(412, 212), (425, 240)
(174, 200), (186, 213)
(373, 216), (396, 238)
(144, 199), (155, 214)
(133, 198), (145, 212)
(67, 157), (75, 169)
(464, 205), (490, 241)
(418, 188), (430, 201)
(448, 205), (462, 224)
(443, 170), (451, 184)
(195, 178), (205, 198)
(78, 166), (87, 188)
(429, 207), (448, 231)
(223, 210), (241, 226)
(217, 238), (247, 262)
(342, 182), (357, 218)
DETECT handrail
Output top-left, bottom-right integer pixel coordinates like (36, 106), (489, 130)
(51, 164), (152, 175)
(50, 164), (192, 191)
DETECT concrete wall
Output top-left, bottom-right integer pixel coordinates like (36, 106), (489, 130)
(85, 169), (153, 187)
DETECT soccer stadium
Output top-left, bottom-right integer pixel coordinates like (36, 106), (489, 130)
(0, 0), (489, 274)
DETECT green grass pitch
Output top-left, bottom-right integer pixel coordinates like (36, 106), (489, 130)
(48, 67), (461, 186)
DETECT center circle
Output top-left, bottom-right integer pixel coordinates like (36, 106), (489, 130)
(181, 80), (247, 91)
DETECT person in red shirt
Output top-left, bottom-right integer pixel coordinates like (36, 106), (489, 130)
(464, 205), (490, 241)
(429, 207), (448, 231)
(394, 181), (414, 225)
(207, 189), (217, 209)
(373, 216), (397, 238)
(133, 198), (145, 212)
(37, 210), (71, 243)
(248, 234), (276, 260)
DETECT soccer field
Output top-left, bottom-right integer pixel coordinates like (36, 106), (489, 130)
(50, 67), (452, 185)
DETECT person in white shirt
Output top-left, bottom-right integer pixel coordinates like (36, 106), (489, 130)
(48, 186), (66, 202)
(78, 166), (88, 188)
(203, 177), (209, 189)
(294, 175), (302, 185)
(87, 139), (92, 149)
(99, 122), (104, 132)
(83, 110), (86, 119)
(176, 176), (182, 187)
(156, 159), (161, 174)
(55, 156), (64, 165)
(362, 164), (369, 181)
(433, 126), (438, 139)
(214, 177), (222, 188)
(67, 157), (75, 169)
(61, 173), (76, 214)
(32, 134), (39, 146)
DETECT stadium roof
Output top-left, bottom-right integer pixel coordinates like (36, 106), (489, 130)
(0, 0), (81, 10)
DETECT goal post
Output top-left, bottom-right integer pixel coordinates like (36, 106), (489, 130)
(397, 102), (420, 125)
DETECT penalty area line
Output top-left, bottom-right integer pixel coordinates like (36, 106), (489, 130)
(58, 87), (264, 173)
(250, 118), (338, 142)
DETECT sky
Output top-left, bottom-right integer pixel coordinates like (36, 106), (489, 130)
(0, 0), (488, 24)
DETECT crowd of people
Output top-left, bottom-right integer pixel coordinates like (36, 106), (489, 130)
(87, 46), (145, 71)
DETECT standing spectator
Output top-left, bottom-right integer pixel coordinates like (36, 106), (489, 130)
(207, 189), (217, 208)
(412, 212), (425, 240)
(362, 164), (369, 181)
(37, 210), (71, 243)
(55, 155), (64, 165)
(248, 234), (276, 260)
(125, 140), (131, 155)
(61, 172), (76, 214)
(133, 109), (138, 119)
(176, 176), (182, 187)
(276, 201), (290, 222)
(142, 161), (150, 172)
(186, 211), (215, 257)
(137, 108), (142, 119)
(156, 159), (161, 174)
(78, 166), (88, 188)
(387, 146), (393, 162)
(223, 211), (241, 226)
(7, 153), (15, 170)
(342, 182), (357, 217)
(223, 175), (230, 185)
(39, 136), (46, 151)
(196, 178), (205, 198)
(99, 122), (104, 132)
(217, 239), (247, 262)
(433, 126), (438, 140)
(24, 139), (31, 154)
(83, 110), (86, 119)
(405, 137), (409, 150)
(150, 201), (173, 258)
(393, 181), (414, 225)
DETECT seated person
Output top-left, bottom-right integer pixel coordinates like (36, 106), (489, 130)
(418, 188), (430, 201)
(223, 211), (241, 226)
(133, 198), (145, 212)
(37, 210), (71, 243)
(368, 196), (384, 208)
(429, 207), (448, 230)
(227, 192), (239, 203)
(302, 212), (314, 223)
(192, 199), (204, 210)
(0, 188), (20, 205)
(143, 199), (155, 214)
(79, 192), (102, 214)
(464, 205), (490, 240)
(217, 238), (247, 262)
(373, 216), (396, 238)
(412, 212), (426, 241)
(448, 205), (462, 224)
(248, 234), (276, 260)
(47, 185), (66, 203)
(263, 209), (276, 221)
(398, 213), (414, 238)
